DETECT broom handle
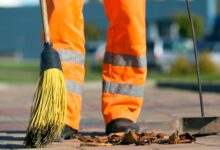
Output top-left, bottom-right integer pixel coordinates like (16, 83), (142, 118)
(185, 0), (205, 117)
(40, 0), (50, 43)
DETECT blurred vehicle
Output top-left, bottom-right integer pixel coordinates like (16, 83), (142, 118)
(147, 40), (163, 69)
(93, 41), (163, 69)
(147, 39), (193, 72)
(86, 39), (195, 72)
(85, 41), (104, 67)
(211, 43), (220, 68)
(94, 42), (106, 66)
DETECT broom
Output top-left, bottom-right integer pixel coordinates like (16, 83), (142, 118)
(24, 0), (67, 148)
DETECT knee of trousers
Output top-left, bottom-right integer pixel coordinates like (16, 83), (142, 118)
(104, 0), (147, 55)
(46, 0), (85, 52)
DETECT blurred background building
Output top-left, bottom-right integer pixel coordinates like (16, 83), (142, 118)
(0, 0), (220, 74)
(0, 0), (218, 59)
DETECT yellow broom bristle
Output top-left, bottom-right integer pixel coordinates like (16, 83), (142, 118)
(24, 68), (67, 148)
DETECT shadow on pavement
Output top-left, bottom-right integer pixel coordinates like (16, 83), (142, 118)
(0, 130), (106, 149)
(0, 130), (26, 134)
(0, 144), (25, 149)
(79, 131), (106, 136)
(0, 136), (24, 141)
(0, 130), (25, 149)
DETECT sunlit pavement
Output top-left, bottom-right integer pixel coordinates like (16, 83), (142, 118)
(0, 81), (220, 149)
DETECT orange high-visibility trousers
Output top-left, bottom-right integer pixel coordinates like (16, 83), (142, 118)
(46, 0), (147, 130)
(102, 0), (147, 125)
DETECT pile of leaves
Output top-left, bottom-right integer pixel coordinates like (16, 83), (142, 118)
(75, 130), (195, 147)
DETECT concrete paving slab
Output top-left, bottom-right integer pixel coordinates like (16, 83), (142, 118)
(0, 82), (220, 149)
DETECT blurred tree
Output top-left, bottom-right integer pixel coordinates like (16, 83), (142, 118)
(176, 14), (204, 39)
(84, 22), (104, 41)
(218, 0), (220, 14)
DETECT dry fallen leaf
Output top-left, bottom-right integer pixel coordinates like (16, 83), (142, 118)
(169, 131), (180, 144)
(76, 130), (196, 147)
(76, 134), (108, 144)
(121, 130), (139, 144)
(108, 132), (125, 145)
(179, 133), (195, 144)
(169, 131), (195, 144)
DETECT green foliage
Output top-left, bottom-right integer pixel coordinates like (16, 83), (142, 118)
(170, 53), (219, 76)
(84, 22), (104, 41)
(85, 58), (91, 73)
(0, 61), (39, 72)
(218, 0), (220, 14)
(196, 52), (219, 74)
(94, 61), (103, 72)
(176, 14), (204, 38)
(170, 55), (192, 75)
(0, 61), (39, 83)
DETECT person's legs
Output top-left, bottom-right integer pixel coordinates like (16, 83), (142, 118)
(102, 0), (147, 133)
(46, 0), (85, 131)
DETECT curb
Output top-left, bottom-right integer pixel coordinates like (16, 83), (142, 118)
(157, 81), (220, 93)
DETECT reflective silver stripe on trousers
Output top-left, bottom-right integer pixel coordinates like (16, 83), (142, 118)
(103, 81), (144, 97)
(104, 52), (146, 68)
(57, 50), (85, 65)
(66, 80), (83, 96)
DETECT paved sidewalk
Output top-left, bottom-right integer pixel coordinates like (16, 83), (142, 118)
(0, 81), (220, 149)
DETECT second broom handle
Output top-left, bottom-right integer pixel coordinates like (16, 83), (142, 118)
(186, 0), (205, 117)
(40, 0), (50, 43)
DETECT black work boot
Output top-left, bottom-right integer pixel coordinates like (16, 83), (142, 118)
(105, 118), (140, 135)
(61, 125), (78, 140)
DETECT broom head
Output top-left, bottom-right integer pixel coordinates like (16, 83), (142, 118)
(24, 42), (67, 148)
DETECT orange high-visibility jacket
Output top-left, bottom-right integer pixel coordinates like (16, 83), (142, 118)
(46, 0), (147, 130)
